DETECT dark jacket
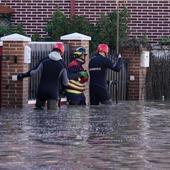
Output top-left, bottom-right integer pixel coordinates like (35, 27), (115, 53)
(26, 51), (68, 100)
(89, 53), (122, 88)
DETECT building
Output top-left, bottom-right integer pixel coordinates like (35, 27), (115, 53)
(1, 0), (170, 43)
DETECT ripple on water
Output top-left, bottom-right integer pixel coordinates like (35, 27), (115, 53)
(0, 101), (170, 169)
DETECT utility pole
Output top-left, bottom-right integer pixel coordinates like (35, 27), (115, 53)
(115, 0), (120, 104)
(70, 0), (76, 18)
(116, 0), (119, 54)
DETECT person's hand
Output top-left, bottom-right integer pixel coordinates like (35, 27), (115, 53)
(17, 72), (30, 80)
(114, 57), (123, 72)
(17, 73), (24, 80)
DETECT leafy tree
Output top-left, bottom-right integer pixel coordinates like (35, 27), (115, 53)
(0, 23), (26, 37)
(44, 10), (69, 40)
(94, 8), (128, 52)
(159, 36), (170, 45)
(31, 32), (41, 41)
(68, 15), (94, 36)
(0, 26), (10, 37)
(45, 8), (129, 53)
(11, 23), (26, 35)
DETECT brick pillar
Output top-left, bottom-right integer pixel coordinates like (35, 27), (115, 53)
(0, 42), (3, 106)
(122, 48), (148, 100)
(61, 33), (91, 104)
(0, 34), (31, 108)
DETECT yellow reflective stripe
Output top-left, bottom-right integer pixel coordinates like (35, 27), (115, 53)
(69, 80), (85, 87)
(68, 81), (85, 91)
(66, 89), (82, 94)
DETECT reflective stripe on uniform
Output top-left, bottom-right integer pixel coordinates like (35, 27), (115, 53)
(68, 80), (85, 93)
(69, 80), (85, 87)
(66, 89), (82, 94)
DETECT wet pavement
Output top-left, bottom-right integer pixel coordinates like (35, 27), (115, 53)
(0, 101), (170, 170)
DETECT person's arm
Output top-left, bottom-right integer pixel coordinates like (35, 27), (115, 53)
(60, 68), (85, 91)
(60, 68), (69, 86)
(105, 55), (123, 72)
(17, 59), (45, 80)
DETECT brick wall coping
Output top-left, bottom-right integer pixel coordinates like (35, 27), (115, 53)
(1, 33), (31, 42)
(29, 42), (56, 45)
(60, 32), (91, 41)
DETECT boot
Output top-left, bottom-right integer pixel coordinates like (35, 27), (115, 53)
(34, 99), (45, 110)
(47, 99), (57, 110)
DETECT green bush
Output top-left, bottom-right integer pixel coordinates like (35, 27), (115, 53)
(44, 10), (69, 40)
(0, 23), (26, 37)
(0, 26), (10, 37)
(45, 8), (129, 52)
(159, 37), (170, 45)
(69, 15), (94, 36)
(31, 33), (41, 41)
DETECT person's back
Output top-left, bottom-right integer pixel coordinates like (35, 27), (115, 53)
(89, 53), (109, 87)
(37, 57), (66, 101)
(89, 43), (122, 105)
(17, 42), (69, 110)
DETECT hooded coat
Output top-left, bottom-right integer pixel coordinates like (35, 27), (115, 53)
(27, 51), (69, 101)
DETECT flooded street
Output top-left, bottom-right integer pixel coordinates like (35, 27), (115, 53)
(0, 101), (170, 170)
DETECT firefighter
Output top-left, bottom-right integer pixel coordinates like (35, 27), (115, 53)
(89, 43), (122, 105)
(17, 42), (69, 110)
(65, 47), (89, 105)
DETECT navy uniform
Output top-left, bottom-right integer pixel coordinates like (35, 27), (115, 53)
(89, 43), (122, 105)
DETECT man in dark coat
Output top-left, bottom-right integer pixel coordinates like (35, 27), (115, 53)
(17, 42), (69, 110)
(89, 43), (122, 105)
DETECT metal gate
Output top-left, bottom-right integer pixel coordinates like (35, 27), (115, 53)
(107, 59), (128, 101)
(28, 42), (70, 100)
(146, 49), (170, 101)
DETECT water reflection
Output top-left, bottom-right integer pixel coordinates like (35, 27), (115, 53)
(0, 101), (170, 169)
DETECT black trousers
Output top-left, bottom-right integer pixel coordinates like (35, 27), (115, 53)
(90, 84), (112, 105)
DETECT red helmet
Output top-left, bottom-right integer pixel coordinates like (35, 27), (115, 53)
(53, 42), (64, 55)
(96, 43), (109, 55)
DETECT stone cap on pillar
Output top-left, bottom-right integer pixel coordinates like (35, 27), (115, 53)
(1, 33), (31, 42)
(60, 32), (91, 41)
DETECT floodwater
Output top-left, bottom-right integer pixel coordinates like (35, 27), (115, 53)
(0, 101), (170, 170)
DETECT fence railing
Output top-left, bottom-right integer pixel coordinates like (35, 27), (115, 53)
(146, 49), (170, 100)
(107, 59), (128, 102)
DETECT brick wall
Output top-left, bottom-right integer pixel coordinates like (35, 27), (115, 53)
(1, 40), (29, 108)
(1, 0), (170, 43)
(122, 48), (148, 100)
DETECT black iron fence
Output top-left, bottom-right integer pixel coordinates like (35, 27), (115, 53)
(146, 49), (170, 100)
(107, 58), (128, 102)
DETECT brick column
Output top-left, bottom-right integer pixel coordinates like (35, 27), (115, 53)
(122, 48), (148, 100)
(0, 42), (3, 106)
(61, 33), (91, 104)
(0, 34), (31, 108)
